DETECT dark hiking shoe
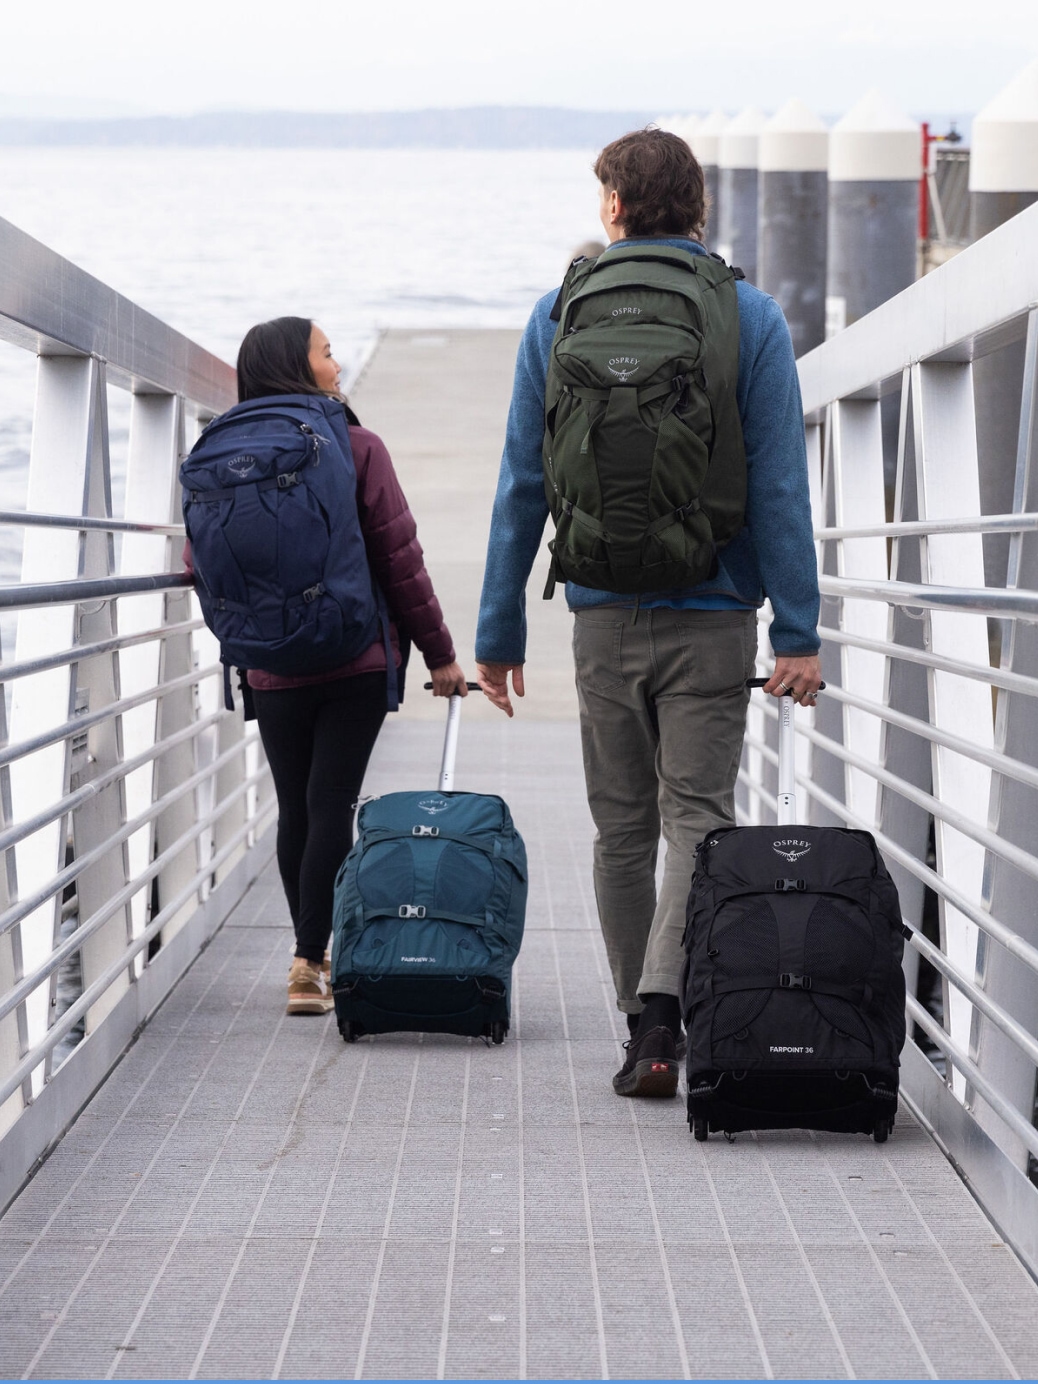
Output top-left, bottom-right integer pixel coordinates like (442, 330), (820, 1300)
(613, 1025), (680, 1097)
(626, 1013), (686, 1061)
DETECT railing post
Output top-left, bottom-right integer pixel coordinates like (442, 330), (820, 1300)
(9, 354), (103, 1083)
(911, 360), (994, 1097)
(118, 392), (200, 949)
(972, 308), (1038, 1168)
(829, 398), (889, 827)
(67, 362), (134, 1035)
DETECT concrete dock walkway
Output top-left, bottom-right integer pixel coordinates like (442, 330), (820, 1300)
(2, 331), (1038, 1380)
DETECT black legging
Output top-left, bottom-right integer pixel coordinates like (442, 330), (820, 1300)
(252, 672), (387, 964)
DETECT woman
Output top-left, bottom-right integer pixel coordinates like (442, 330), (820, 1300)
(208, 316), (466, 1014)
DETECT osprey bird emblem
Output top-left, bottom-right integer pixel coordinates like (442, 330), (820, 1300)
(607, 356), (639, 383)
(772, 839), (812, 863)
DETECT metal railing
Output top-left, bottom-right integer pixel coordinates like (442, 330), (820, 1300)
(0, 216), (275, 1211)
(738, 200), (1038, 1278)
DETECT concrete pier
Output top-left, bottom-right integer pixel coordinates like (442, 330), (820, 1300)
(826, 91), (919, 329)
(717, 106), (766, 282)
(757, 99), (829, 357)
(2, 331), (1038, 1380)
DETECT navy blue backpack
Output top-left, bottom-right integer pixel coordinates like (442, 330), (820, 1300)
(180, 393), (396, 707)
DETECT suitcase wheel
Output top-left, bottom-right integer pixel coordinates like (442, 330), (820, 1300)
(872, 1118), (891, 1144)
(340, 1020), (363, 1044)
(692, 1117), (709, 1142)
(488, 1020), (508, 1046)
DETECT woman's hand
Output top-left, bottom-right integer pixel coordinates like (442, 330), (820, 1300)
(429, 661), (468, 697)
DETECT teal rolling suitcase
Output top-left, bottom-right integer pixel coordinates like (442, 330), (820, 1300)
(331, 691), (527, 1043)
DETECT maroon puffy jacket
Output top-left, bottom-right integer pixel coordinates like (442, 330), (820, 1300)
(182, 424), (455, 690)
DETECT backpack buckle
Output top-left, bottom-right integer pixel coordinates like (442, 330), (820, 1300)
(775, 877), (806, 892)
(779, 973), (811, 990)
(302, 583), (325, 604)
(399, 905), (427, 919)
(277, 471), (300, 489)
(412, 825), (439, 837)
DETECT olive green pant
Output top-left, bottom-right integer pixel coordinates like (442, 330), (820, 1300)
(572, 605), (757, 1014)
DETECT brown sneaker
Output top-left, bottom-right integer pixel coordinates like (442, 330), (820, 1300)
(612, 1025), (679, 1097)
(287, 957), (333, 1015)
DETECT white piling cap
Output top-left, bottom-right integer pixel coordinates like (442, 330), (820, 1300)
(718, 106), (767, 170)
(656, 113), (701, 149)
(970, 59), (1038, 193)
(759, 99), (828, 173)
(829, 90), (920, 182)
(691, 109), (728, 165)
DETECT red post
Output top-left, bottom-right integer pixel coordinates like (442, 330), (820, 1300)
(919, 121), (931, 241)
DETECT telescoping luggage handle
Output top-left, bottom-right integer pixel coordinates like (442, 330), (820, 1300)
(423, 682), (483, 791)
(746, 677), (826, 827)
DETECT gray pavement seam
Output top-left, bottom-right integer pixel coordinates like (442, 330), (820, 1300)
(753, 1133), (857, 1378)
(513, 967), (528, 1381)
(697, 1140), (775, 1379)
(882, 1157), (1022, 1378)
(100, 929), (295, 1380)
(545, 856), (610, 1379)
(17, 928), (284, 1381)
(271, 1043), (373, 1379)
(185, 1003), (339, 1379)
(436, 1048), (471, 1381)
(352, 1043), (422, 1380)
(813, 1131), (939, 1378)
(0, 926), (249, 1305)
(574, 813), (693, 1379)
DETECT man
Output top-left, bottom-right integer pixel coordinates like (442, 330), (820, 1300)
(475, 128), (822, 1098)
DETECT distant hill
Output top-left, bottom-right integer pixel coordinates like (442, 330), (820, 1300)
(0, 106), (658, 149)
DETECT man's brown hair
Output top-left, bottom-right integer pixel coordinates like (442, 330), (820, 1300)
(594, 127), (706, 240)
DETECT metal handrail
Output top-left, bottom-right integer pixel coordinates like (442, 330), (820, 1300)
(737, 752), (1038, 1067)
(0, 571), (192, 610)
(0, 509), (186, 537)
(0, 719), (258, 942)
(818, 574), (1038, 621)
(0, 616), (203, 684)
(815, 512), (1038, 541)
(907, 996), (1038, 1164)
(0, 755), (271, 1028)
(0, 659), (221, 771)
(750, 739), (1038, 983)
(0, 782), (275, 1109)
(817, 625), (1038, 700)
(820, 681), (1038, 795)
(0, 710), (224, 860)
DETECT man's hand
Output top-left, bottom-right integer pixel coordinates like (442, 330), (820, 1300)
(476, 661), (525, 717)
(763, 654), (823, 707)
(429, 661), (468, 697)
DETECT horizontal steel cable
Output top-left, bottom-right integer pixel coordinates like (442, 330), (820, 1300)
(0, 785), (275, 1108)
(739, 733), (1038, 979)
(0, 761), (272, 1025)
(0, 615), (202, 685)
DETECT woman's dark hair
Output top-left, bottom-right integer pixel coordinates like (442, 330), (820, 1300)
(594, 127), (706, 240)
(236, 316), (320, 402)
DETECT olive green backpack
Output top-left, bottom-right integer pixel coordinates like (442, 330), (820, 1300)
(542, 244), (746, 597)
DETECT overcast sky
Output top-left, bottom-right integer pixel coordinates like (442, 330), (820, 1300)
(2, 0), (1035, 122)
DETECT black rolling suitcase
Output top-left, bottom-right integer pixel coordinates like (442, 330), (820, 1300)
(682, 681), (910, 1142)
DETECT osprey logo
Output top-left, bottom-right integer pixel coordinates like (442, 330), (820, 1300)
(772, 838), (812, 862)
(417, 795), (451, 816)
(227, 454), (258, 478)
(607, 356), (640, 382)
(611, 306), (642, 317)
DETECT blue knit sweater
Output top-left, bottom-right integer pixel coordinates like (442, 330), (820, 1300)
(474, 237), (820, 664)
